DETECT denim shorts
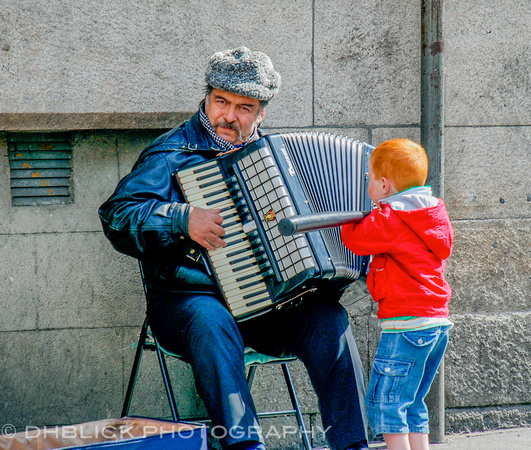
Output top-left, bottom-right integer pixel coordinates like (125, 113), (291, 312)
(365, 326), (451, 436)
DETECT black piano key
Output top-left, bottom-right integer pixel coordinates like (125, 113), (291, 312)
(199, 179), (224, 189)
(232, 261), (258, 272)
(240, 280), (264, 290)
(235, 272), (261, 283)
(227, 247), (252, 258)
(224, 230), (243, 240)
(222, 220), (241, 229)
(206, 195), (232, 206)
(230, 254), (254, 265)
(192, 163), (218, 174)
(196, 171), (221, 181)
(243, 290), (269, 301)
(225, 237), (247, 247)
(204, 188), (228, 198)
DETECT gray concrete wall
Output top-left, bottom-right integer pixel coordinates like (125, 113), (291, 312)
(1, 0), (529, 446)
(441, 0), (531, 432)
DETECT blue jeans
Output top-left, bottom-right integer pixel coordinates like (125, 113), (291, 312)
(147, 291), (368, 450)
(365, 326), (451, 436)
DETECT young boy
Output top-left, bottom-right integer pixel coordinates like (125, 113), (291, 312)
(341, 139), (454, 450)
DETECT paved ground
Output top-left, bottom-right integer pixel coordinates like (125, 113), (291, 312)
(367, 427), (531, 449)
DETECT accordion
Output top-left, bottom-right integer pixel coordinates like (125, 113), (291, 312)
(175, 132), (373, 321)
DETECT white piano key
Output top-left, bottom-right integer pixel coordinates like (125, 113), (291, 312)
(223, 287), (270, 306)
(226, 248), (256, 264)
(178, 165), (220, 181)
(188, 190), (232, 208)
(207, 198), (236, 211)
(210, 245), (250, 265)
(231, 295), (273, 315)
(222, 229), (247, 243)
(185, 184), (228, 202)
(215, 263), (261, 282)
(227, 290), (271, 309)
(212, 253), (258, 273)
(209, 242), (251, 262)
(184, 178), (225, 197)
(211, 249), (255, 266)
(226, 273), (264, 290)
(223, 280), (268, 299)
(217, 270), (264, 291)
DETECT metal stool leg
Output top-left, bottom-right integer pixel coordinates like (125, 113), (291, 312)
(122, 317), (149, 417)
(281, 363), (312, 450)
(247, 362), (312, 450)
(246, 364), (258, 386)
(122, 317), (180, 421)
(153, 333), (180, 421)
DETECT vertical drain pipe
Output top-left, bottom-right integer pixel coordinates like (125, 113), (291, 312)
(421, 0), (445, 197)
(421, 0), (446, 444)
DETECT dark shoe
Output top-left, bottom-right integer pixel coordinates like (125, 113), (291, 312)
(345, 439), (369, 449)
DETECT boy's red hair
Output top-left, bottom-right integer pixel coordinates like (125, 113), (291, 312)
(370, 139), (429, 192)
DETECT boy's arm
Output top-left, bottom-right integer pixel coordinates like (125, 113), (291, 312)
(341, 208), (396, 255)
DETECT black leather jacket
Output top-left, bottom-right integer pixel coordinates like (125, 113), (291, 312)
(99, 111), (249, 296)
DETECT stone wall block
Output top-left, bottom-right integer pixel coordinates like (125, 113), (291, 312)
(446, 405), (531, 434)
(314, 0), (420, 126)
(0, 328), (124, 426)
(35, 233), (144, 329)
(372, 128), (421, 147)
(445, 0), (531, 126)
(446, 219), (531, 314)
(445, 313), (531, 408)
(0, 0), (313, 128)
(0, 234), (39, 332)
(445, 127), (531, 220)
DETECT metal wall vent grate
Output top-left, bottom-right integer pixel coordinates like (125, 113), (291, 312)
(8, 132), (73, 206)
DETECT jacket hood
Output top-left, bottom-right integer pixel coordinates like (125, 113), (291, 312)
(380, 188), (453, 260)
(392, 202), (453, 260)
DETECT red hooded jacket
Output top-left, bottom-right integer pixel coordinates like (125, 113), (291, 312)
(341, 198), (453, 319)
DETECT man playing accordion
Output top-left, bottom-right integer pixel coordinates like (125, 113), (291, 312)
(99, 46), (368, 450)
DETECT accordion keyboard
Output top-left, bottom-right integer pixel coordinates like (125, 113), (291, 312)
(177, 162), (274, 318)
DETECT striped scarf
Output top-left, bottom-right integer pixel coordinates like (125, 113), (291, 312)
(199, 100), (260, 152)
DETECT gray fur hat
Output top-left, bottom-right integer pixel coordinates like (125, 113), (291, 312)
(205, 46), (281, 101)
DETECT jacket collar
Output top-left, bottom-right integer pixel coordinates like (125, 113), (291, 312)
(135, 109), (264, 167)
(134, 112), (221, 168)
(182, 111), (222, 152)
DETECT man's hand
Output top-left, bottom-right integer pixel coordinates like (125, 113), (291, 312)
(187, 206), (227, 250)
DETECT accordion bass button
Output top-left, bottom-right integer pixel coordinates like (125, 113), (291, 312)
(260, 267), (274, 278)
(258, 259), (271, 269)
(256, 253), (268, 264)
(250, 241), (264, 252)
(248, 230), (261, 244)
(253, 246), (267, 259)
(235, 200), (247, 210)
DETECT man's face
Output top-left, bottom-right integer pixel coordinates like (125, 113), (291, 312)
(204, 89), (265, 145)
